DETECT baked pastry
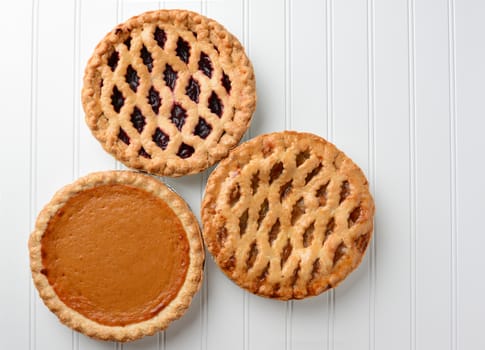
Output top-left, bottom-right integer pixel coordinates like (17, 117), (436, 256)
(82, 9), (256, 177)
(29, 171), (204, 341)
(201, 131), (374, 300)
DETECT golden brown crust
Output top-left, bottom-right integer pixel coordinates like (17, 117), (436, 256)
(29, 171), (204, 341)
(201, 131), (374, 300)
(82, 9), (256, 177)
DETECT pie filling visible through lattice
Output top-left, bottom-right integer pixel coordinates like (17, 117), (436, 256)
(201, 131), (375, 300)
(29, 171), (204, 341)
(82, 9), (256, 177)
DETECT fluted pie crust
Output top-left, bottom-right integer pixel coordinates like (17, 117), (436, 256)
(201, 131), (374, 300)
(82, 9), (256, 177)
(29, 171), (204, 341)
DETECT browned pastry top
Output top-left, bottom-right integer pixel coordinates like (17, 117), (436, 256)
(201, 131), (374, 300)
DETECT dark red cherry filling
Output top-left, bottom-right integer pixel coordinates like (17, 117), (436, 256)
(198, 52), (213, 78)
(138, 147), (151, 159)
(147, 87), (161, 114)
(118, 128), (130, 145)
(163, 64), (177, 91)
(222, 72), (232, 94)
(186, 78), (200, 103)
(154, 27), (166, 49)
(152, 128), (169, 150)
(108, 51), (119, 71)
(130, 107), (146, 133)
(208, 92), (223, 117)
(176, 37), (190, 63)
(111, 86), (124, 112)
(140, 45), (153, 72)
(194, 117), (212, 139)
(125, 65), (139, 92)
(177, 143), (195, 158)
(170, 104), (187, 131)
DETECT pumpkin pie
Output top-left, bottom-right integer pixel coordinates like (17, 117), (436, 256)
(29, 171), (204, 341)
(201, 131), (374, 300)
(82, 9), (256, 177)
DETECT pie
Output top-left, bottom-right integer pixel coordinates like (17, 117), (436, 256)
(29, 171), (204, 341)
(201, 131), (374, 300)
(82, 9), (256, 177)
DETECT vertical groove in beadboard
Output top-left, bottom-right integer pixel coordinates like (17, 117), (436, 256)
(325, 0), (335, 349)
(73, 0), (80, 180)
(72, 0), (81, 349)
(201, 0), (207, 18)
(29, 0), (40, 349)
(447, 0), (458, 349)
(407, 0), (417, 350)
(243, 289), (249, 350)
(284, 0), (292, 348)
(326, 0), (334, 142)
(243, 0), (249, 58)
(366, 0), (376, 349)
(284, 0), (291, 132)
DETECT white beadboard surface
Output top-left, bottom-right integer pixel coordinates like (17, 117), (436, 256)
(1, 0), (484, 349)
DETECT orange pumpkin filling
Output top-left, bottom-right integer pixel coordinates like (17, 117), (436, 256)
(40, 184), (189, 326)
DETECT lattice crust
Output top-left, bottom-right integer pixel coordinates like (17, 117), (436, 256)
(201, 131), (375, 300)
(82, 10), (256, 177)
